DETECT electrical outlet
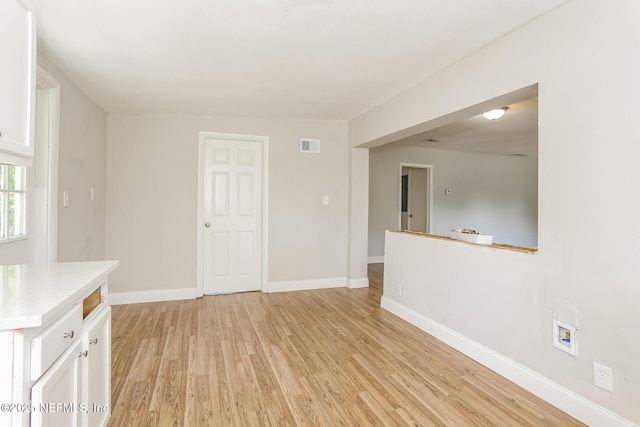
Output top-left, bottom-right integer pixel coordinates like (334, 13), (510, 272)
(594, 362), (613, 392)
(396, 284), (403, 297)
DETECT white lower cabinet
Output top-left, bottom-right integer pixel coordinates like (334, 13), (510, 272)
(30, 305), (83, 382)
(30, 304), (111, 427)
(80, 306), (111, 427)
(31, 340), (81, 427)
(0, 262), (118, 427)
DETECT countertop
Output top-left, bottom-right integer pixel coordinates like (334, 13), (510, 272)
(0, 261), (119, 330)
(392, 230), (537, 254)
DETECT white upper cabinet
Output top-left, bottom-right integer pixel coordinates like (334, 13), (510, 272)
(0, 0), (36, 166)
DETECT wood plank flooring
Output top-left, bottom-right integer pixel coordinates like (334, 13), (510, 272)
(108, 264), (584, 426)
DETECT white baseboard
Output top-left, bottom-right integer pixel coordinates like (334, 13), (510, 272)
(368, 256), (384, 264)
(108, 277), (365, 302)
(348, 277), (369, 289)
(109, 288), (197, 305)
(267, 277), (346, 293)
(380, 296), (635, 427)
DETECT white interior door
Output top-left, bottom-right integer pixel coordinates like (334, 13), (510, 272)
(202, 136), (263, 294)
(408, 168), (427, 233)
(399, 164), (432, 234)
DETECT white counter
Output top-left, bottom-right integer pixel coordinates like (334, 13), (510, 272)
(0, 261), (119, 330)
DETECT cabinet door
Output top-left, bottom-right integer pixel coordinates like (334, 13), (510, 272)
(31, 340), (81, 427)
(80, 305), (111, 427)
(0, 0), (36, 164)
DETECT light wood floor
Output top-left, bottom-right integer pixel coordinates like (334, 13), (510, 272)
(108, 264), (584, 426)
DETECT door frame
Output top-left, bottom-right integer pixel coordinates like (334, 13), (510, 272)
(398, 163), (432, 233)
(33, 65), (60, 263)
(196, 132), (269, 297)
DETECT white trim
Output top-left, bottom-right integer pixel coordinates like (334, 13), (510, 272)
(196, 132), (269, 297)
(368, 256), (384, 264)
(262, 138), (269, 295)
(0, 235), (28, 245)
(348, 277), (369, 289)
(399, 163), (433, 233)
(266, 277), (346, 293)
(109, 288), (197, 306)
(0, 151), (32, 167)
(380, 296), (635, 427)
(23, 0), (36, 158)
(196, 137), (205, 296)
(34, 65), (60, 263)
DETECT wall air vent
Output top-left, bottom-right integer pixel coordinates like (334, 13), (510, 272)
(300, 138), (320, 153)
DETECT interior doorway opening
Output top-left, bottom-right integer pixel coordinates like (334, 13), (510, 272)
(399, 163), (432, 234)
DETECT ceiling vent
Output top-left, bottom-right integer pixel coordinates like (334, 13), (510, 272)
(300, 138), (320, 153)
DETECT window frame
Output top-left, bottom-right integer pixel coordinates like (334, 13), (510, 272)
(0, 163), (28, 243)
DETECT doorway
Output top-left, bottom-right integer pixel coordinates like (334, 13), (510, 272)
(197, 132), (269, 296)
(399, 163), (432, 233)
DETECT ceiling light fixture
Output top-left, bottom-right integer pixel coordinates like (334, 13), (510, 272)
(483, 107), (508, 120)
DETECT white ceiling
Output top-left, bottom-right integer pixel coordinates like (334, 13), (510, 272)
(393, 97), (538, 157)
(32, 0), (566, 120)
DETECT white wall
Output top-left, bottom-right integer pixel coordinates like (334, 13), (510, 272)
(37, 56), (108, 262)
(384, 231), (542, 359)
(350, 0), (640, 424)
(369, 144), (538, 258)
(106, 115), (349, 294)
(348, 147), (369, 287)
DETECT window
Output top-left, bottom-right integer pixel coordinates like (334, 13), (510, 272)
(0, 164), (26, 241)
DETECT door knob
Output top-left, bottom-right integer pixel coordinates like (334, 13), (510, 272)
(408, 214), (413, 218)
(204, 222), (211, 228)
